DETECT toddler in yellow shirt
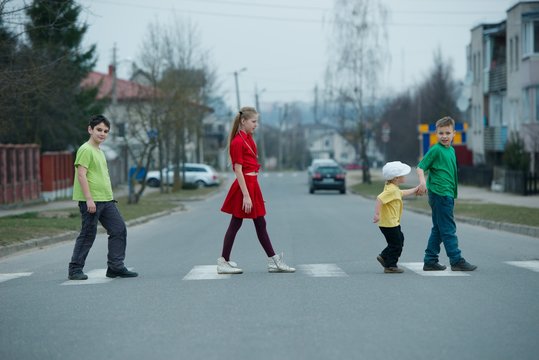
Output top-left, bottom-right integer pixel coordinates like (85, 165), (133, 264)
(373, 161), (419, 273)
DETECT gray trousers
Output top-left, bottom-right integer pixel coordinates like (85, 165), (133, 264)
(68, 201), (127, 275)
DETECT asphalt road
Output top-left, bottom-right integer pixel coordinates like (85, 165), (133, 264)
(1, 172), (538, 360)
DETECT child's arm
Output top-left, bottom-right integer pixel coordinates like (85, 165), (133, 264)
(401, 185), (420, 197)
(76, 165), (96, 213)
(233, 163), (252, 213)
(417, 167), (427, 195)
(373, 198), (382, 223)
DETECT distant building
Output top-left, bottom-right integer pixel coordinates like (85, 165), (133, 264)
(466, 1), (539, 172)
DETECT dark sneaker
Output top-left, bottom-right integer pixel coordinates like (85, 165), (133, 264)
(68, 272), (88, 280)
(376, 255), (386, 268)
(106, 267), (138, 278)
(451, 259), (477, 271)
(423, 262), (447, 271)
(384, 267), (404, 273)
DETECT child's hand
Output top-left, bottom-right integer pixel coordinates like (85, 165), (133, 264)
(242, 195), (252, 214)
(373, 214), (379, 223)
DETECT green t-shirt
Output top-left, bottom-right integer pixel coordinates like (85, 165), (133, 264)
(72, 141), (114, 201)
(418, 142), (458, 198)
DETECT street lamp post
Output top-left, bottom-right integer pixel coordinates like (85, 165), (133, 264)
(233, 67), (247, 110)
(254, 86), (266, 167)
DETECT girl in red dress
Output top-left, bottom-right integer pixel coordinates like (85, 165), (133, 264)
(217, 107), (295, 274)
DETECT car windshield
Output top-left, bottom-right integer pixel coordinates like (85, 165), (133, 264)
(316, 166), (342, 174)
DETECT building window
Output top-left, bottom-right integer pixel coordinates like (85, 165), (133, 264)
(509, 38), (513, 71)
(523, 20), (539, 56)
(515, 35), (519, 70)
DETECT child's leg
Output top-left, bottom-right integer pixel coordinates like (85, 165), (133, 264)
(99, 201), (128, 270)
(424, 192), (444, 264)
(252, 216), (276, 258)
(380, 226), (403, 268)
(221, 216), (243, 261)
(435, 196), (462, 266)
(68, 202), (100, 274)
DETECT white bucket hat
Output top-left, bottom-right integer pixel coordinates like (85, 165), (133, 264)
(382, 161), (411, 180)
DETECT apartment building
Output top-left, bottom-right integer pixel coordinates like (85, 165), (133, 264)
(467, 1), (539, 171)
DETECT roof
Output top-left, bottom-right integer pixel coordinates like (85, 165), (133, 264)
(81, 70), (157, 101)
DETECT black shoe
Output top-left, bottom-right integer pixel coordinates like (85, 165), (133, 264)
(68, 272), (88, 280)
(423, 262), (447, 271)
(451, 259), (477, 271)
(376, 255), (386, 268)
(384, 267), (404, 273)
(106, 267), (138, 278)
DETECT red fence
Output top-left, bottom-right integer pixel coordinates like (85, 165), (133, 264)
(40, 151), (74, 201)
(0, 144), (41, 205)
(0, 145), (75, 205)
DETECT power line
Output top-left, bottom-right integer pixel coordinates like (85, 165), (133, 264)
(87, 0), (506, 27)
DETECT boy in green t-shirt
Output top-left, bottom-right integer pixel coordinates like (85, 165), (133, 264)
(68, 115), (138, 280)
(417, 116), (477, 272)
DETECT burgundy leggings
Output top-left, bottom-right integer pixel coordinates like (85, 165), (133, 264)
(221, 216), (276, 261)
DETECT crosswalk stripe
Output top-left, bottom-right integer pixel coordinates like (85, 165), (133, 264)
(61, 268), (114, 286)
(400, 262), (471, 276)
(0, 272), (32, 283)
(297, 263), (348, 277)
(504, 260), (539, 272)
(183, 265), (230, 280)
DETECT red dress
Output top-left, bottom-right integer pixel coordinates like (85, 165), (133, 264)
(221, 131), (266, 218)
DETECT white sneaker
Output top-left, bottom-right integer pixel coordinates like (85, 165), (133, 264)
(217, 257), (243, 274)
(268, 252), (295, 273)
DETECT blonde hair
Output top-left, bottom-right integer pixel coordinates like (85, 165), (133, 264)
(436, 116), (455, 129)
(227, 106), (258, 156)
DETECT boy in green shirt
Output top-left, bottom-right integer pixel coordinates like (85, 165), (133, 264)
(417, 116), (477, 271)
(68, 115), (138, 280)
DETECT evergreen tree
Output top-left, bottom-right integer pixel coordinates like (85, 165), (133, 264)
(0, 0), (103, 150)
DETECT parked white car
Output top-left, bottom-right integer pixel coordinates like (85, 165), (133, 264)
(145, 163), (220, 188)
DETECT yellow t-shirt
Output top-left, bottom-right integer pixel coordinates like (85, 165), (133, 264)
(377, 183), (403, 228)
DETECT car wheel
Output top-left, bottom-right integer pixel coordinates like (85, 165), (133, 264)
(195, 180), (205, 189)
(147, 178), (160, 187)
(340, 187), (346, 194)
(309, 187), (315, 194)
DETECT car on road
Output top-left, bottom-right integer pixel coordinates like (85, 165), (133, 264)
(309, 164), (346, 194)
(145, 163), (220, 188)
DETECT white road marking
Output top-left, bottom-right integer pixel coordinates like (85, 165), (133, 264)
(400, 262), (471, 276)
(297, 263), (348, 277)
(183, 265), (231, 280)
(0, 272), (32, 283)
(61, 268), (113, 286)
(505, 260), (539, 272)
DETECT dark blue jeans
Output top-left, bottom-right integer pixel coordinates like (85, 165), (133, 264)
(68, 201), (127, 275)
(379, 225), (404, 268)
(424, 192), (462, 266)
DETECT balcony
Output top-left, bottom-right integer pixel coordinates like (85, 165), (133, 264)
(484, 126), (508, 151)
(488, 63), (506, 92)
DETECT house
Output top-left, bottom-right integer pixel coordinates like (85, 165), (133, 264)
(81, 66), (157, 185)
(466, 1), (539, 172)
(304, 124), (357, 166)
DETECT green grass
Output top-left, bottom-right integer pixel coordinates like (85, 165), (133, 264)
(351, 180), (539, 228)
(0, 186), (220, 247)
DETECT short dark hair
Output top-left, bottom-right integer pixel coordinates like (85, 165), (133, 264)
(89, 114), (110, 129)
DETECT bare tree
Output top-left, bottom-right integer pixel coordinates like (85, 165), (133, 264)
(325, 0), (389, 184)
(135, 17), (215, 192)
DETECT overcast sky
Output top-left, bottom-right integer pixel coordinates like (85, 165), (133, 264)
(77, 0), (518, 108)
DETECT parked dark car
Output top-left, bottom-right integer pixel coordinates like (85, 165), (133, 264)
(309, 165), (346, 194)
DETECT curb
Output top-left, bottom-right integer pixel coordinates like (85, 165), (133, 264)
(0, 205), (185, 259)
(353, 191), (539, 239)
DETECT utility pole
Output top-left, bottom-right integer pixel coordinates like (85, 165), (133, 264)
(233, 67), (247, 110)
(255, 86), (266, 168)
